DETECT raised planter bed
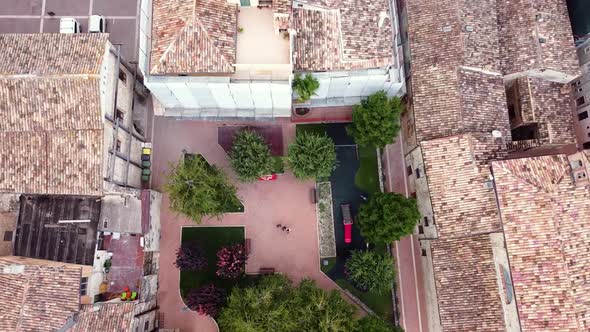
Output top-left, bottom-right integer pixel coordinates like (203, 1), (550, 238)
(316, 182), (337, 258)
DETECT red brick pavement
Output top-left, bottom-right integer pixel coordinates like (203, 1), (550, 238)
(152, 117), (359, 332)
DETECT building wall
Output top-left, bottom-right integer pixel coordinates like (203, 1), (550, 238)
(418, 240), (442, 332)
(571, 74), (590, 148)
(0, 194), (19, 256)
(103, 54), (143, 188)
(405, 147), (436, 239)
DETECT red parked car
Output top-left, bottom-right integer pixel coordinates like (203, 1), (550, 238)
(341, 204), (353, 244)
(258, 174), (277, 181)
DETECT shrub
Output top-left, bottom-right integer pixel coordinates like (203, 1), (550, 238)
(292, 73), (320, 103)
(347, 91), (403, 148)
(216, 243), (248, 279)
(287, 132), (336, 180)
(345, 250), (396, 293)
(218, 275), (357, 332)
(230, 131), (274, 181)
(185, 284), (227, 318)
(357, 192), (420, 245)
(164, 154), (241, 222)
(174, 245), (207, 271)
(355, 315), (402, 332)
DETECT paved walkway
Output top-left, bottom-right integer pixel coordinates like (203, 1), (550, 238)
(384, 137), (430, 332)
(152, 117), (351, 332)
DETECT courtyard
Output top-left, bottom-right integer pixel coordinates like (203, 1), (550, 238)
(298, 123), (395, 321)
(151, 117), (355, 331)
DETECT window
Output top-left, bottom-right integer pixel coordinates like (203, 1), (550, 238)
(423, 216), (429, 227)
(421, 249), (427, 257)
(579, 111), (589, 121)
(116, 140), (122, 152)
(418, 225), (424, 234)
(3, 231), (12, 241)
(406, 165), (413, 176)
(576, 96), (586, 107)
(116, 109), (124, 122)
(119, 70), (127, 84)
(415, 168), (421, 179)
(144, 321), (150, 331)
(80, 277), (88, 296)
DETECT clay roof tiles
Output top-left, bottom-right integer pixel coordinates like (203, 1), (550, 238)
(0, 34), (107, 196)
(492, 154), (590, 331)
(292, 0), (393, 71)
(0, 257), (81, 332)
(150, 0), (237, 74)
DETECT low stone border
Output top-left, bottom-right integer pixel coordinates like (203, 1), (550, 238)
(316, 182), (337, 258)
(342, 289), (375, 316)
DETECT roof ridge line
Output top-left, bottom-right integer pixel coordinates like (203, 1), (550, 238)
(191, 16), (233, 71)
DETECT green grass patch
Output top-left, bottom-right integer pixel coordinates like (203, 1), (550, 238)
(320, 257), (337, 274)
(336, 279), (393, 321)
(271, 156), (284, 174)
(355, 145), (380, 194)
(296, 123), (327, 136)
(179, 226), (245, 298)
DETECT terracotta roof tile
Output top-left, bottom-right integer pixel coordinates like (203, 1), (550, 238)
(0, 257), (81, 332)
(71, 301), (158, 332)
(71, 303), (135, 332)
(0, 34), (107, 196)
(421, 134), (505, 239)
(431, 234), (506, 331)
(292, 0), (393, 71)
(496, 0), (579, 77)
(492, 154), (590, 331)
(0, 34), (108, 75)
(150, 0), (237, 74)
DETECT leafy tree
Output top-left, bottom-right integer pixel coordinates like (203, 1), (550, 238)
(287, 132), (336, 180)
(185, 284), (227, 318)
(347, 91), (403, 148)
(345, 250), (396, 293)
(216, 243), (248, 279)
(230, 131), (274, 181)
(217, 274), (357, 332)
(357, 192), (420, 245)
(292, 73), (320, 103)
(164, 154), (241, 222)
(355, 315), (403, 332)
(174, 244), (207, 271)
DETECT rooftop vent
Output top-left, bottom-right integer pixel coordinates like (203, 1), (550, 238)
(483, 180), (494, 189)
(378, 11), (388, 28)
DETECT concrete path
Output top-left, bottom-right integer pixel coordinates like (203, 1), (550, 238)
(152, 117), (353, 332)
(384, 137), (430, 332)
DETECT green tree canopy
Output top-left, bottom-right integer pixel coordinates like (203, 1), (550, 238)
(345, 250), (396, 293)
(217, 274), (357, 332)
(357, 192), (420, 245)
(230, 131), (274, 181)
(347, 91), (403, 148)
(292, 73), (320, 103)
(355, 315), (403, 332)
(287, 132), (337, 180)
(164, 154), (241, 222)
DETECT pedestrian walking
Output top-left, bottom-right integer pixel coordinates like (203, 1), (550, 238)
(276, 223), (282, 228)
(286, 228), (291, 234)
(282, 226), (287, 231)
